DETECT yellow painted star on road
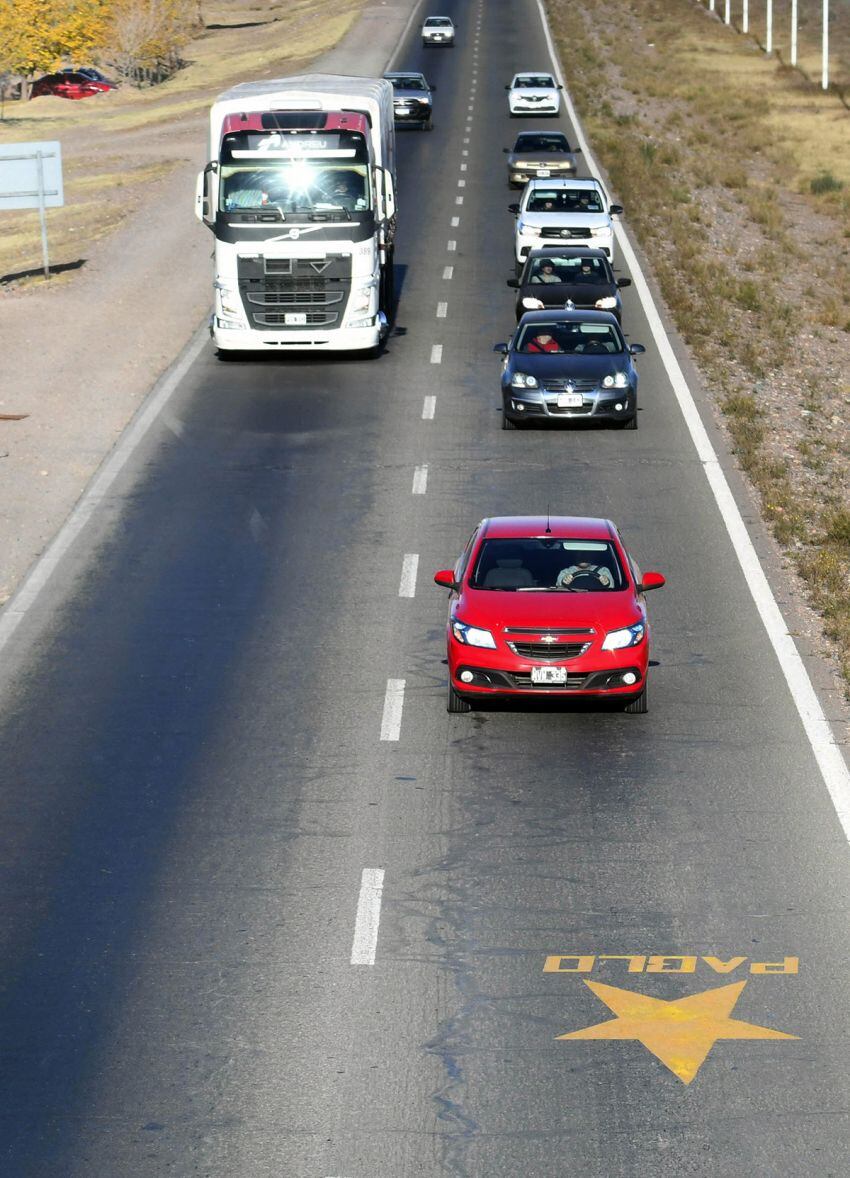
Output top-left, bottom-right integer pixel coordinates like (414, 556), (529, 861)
(557, 979), (797, 1084)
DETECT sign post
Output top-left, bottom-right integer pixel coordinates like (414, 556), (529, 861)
(0, 141), (64, 279)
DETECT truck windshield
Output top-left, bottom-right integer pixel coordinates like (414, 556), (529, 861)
(220, 164), (370, 213)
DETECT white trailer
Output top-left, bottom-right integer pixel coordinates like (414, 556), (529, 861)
(196, 75), (397, 356)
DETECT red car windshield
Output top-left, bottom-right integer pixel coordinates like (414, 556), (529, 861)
(469, 538), (627, 592)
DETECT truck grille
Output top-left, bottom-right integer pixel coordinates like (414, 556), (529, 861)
(237, 253), (353, 331)
(541, 226), (592, 239)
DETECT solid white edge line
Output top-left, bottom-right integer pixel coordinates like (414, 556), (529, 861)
(399, 552), (420, 597)
(350, 867), (385, 965)
(0, 328), (208, 654)
(422, 394), (437, 418)
(380, 679), (405, 741)
(430, 344), (443, 364)
(534, 0), (850, 835)
(412, 464), (429, 494)
(384, 0), (428, 69)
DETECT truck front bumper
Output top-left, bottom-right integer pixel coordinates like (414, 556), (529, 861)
(212, 318), (382, 352)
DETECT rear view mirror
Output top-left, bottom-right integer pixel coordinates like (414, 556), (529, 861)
(639, 571), (665, 592)
(434, 569), (458, 590)
(617, 277), (632, 288)
(503, 147), (510, 154)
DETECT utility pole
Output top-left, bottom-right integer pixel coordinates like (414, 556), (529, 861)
(791, 0), (798, 64)
(766, 0), (773, 53)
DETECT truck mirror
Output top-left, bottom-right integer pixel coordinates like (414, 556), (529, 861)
(196, 163), (217, 228)
(380, 167), (396, 220)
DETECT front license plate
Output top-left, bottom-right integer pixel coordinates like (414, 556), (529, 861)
(557, 392), (583, 408)
(285, 313), (307, 325)
(531, 666), (568, 685)
(537, 168), (551, 177)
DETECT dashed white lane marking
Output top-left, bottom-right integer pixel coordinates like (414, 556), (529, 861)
(399, 553), (420, 597)
(430, 344), (443, 364)
(412, 464), (429, 494)
(436, 301), (448, 318)
(350, 868), (385, 964)
(460, 162), (468, 171)
(457, 179), (466, 188)
(534, 0), (850, 836)
(455, 196), (464, 205)
(462, 149), (469, 156)
(451, 216), (460, 226)
(422, 395), (437, 419)
(442, 265), (454, 280)
(462, 138), (470, 145)
(380, 679), (405, 741)
(447, 239), (457, 251)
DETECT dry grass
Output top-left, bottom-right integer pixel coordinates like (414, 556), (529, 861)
(549, 0), (850, 686)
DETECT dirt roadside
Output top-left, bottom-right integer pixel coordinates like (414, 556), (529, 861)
(0, 0), (418, 606)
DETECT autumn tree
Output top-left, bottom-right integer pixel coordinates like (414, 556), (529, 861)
(0, 0), (109, 98)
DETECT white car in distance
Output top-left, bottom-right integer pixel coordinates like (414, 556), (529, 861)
(506, 72), (562, 117)
(422, 15), (455, 46)
(511, 177), (623, 268)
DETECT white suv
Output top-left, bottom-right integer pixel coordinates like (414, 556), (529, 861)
(506, 72), (562, 117)
(422, 16), (455, 46)
(511, 177), (623, 267)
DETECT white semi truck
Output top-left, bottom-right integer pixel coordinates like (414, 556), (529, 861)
(196, 74), (397, 356)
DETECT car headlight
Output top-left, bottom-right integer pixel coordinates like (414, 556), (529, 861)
(451, 619), (497, 648)
(595, 296), (618, 310)
(601, 621), (645, 651)
(522, 297), (545, 310)
(518, 223), (541, 237)
(590, 226), (611, 237)
(601, 372), (629, 388)
(511, 372), (539, 388)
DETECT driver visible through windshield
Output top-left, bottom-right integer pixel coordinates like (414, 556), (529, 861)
(470, 539), (626, 591)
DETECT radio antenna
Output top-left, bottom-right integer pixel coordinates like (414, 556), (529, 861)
(545, 503), (551, 534)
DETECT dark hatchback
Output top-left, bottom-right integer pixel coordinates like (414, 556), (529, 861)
(383, 71), (434, 129)
(508, 248), (631, 322)
(495, 309), (645, 430)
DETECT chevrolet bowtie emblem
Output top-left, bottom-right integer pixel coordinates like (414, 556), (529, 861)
(540, 635), (558, 643)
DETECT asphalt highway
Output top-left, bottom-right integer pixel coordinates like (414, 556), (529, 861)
(1, 0), (849, 1174)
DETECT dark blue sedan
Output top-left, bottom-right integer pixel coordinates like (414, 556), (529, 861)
(494, 309), (645, 431)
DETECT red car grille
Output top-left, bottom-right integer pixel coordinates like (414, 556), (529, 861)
(508, 641), (590, 660)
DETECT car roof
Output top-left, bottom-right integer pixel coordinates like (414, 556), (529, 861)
(514, 131), (569, 142)
(527, 247), (607, 261)
(424, 14), (453, 19)
(478, 516), (617, 541)
(513, 71), (554, 79)
(515, 308), (620, 325)
(384, 71), (427, 80)
(525, 177), (602, 190)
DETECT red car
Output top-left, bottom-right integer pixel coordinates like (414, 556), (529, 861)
(434, 515), (665, 714)
(30, 72), (114, 100)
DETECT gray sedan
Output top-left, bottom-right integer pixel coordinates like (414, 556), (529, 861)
(503, 131), (580, 189)
(384, 71), (434, 129)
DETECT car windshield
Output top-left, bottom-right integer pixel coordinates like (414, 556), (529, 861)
(515, 322), (624, 353)
(426, 17), (452, 25)
(528, 256), (608, 284)
(514, 134), (570, 153)
(515, 76), (554, 88)
(527, 189), (603, 212)
(470, 539), (626, 591)
(390, 76), (426, 90)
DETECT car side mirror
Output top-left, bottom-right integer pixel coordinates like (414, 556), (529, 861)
(557, 84), (564, 90)
(434, 569), (458, 590)
(639, 571), (665, 592)
(505, 84), (510, 90)
(503, 147), (509, 153)
(574, 146), (582, 152)
(506, 278), (519, 288)
(617, 277), (632, 288)
(508, 203), (520, 214)
(431, 84), (437, 90)
(629, 343), (646, 355)
(493, 342), (508, 354)
(609, 204), (624, 215)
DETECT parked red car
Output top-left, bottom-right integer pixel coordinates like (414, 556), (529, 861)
(31, 72), (114, 100)
(434, 515), (665, 714)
